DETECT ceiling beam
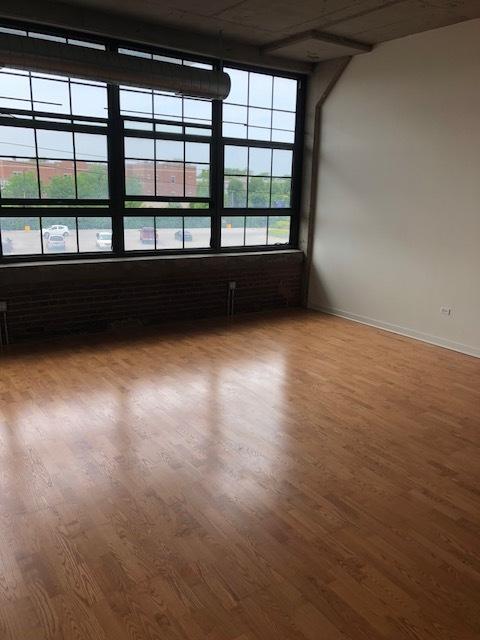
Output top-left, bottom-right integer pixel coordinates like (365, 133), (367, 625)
(0, 0), (313, 74)
(262, 30), (372, 55)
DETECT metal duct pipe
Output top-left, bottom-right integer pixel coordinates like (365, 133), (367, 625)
(0, 34), (231, 100)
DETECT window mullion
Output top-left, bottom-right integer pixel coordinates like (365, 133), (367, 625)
(106, 72), (124, 255)
(211, 63), (223, 251)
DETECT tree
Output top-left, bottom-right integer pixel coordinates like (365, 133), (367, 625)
(247, 176), (270, 208)
(2, 171), (39, 199)
(45, 174), (75, 199)
(124, 174), (145, 208)
(224, 176), (247, 207)
(37, 165), (142, 206)
(77, 165), (109, 199)
(271, 178), (291, 208)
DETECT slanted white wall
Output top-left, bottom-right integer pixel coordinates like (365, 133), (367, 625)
(308, 19), (480, 357)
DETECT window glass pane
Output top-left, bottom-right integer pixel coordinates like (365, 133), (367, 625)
(153, 94), (182, 120)
(31, 77), (70, 114)
(224, 146), (248, 175)
(156, 162), (184, 197)
(224, 176), (247, 208)
(125, 201), (209, 209)
(186, 163), (209, 197)
(249, 147), (272, 176)
(0, 217), (42, 255)
(246, 216), (267, 245)
(271, 129), (294, 143)
(221, 216), (244, 247)
(184, 216), (211, 248)
(183, 60), (212, 70)
(248, 176), (271, 208)
(120, 90), (152, 118)
(0, 126), (36, 157)
(0, 72), (31, 110)
(78, 217), (112, 252)
(39, 160), (75, 198)
(273, 77), (297, 112)
(74, 133), (108, 161)
(225, 68), (248, 105)
(76, 162), (109, 199)
(124, 120), (152, 132)
(155, 216), (183, 249)
(268, 215), (290, 245)
(125, 137), (154, 160)
(156, 124), (183, 135)
(183, 99), (211, 123)
(0, 27), (27, 36)
(223, 123), (246, 139)
(271, 178), (291, 208)
(248, 108), (271, 129)
(156, 140), (184, 161)
(125, 160), (154, 196)
(37, 130), (73, 159)
(185, 142), (209, 163)
(153, 54), (182, 64)
(247, 126), (270, 141)
(30, 32), (65, 43)
(68, 39), (105, 51)
(249, 73), (272, 109)
(186, 128), (211, 138)
(71, 83), (108, 119)
(124, 216), (155, 251)
(0, 158), (39, 198)
(119, 48), (151, 59)
(223, 104), (247, 124)
(42, 217), (77, 253)
(272, 149), (293, 177)
(272, 110), (296, 131)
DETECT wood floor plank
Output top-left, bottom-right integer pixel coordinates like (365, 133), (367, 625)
(0, 309), (479, 639)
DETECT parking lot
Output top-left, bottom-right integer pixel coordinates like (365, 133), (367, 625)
(1, 226), (288, 255)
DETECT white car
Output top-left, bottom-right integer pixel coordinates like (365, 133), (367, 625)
(43, 224), (69, 239)
(96, 231), (112, 250)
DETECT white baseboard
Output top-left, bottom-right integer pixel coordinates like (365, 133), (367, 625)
(309, 304), (480, 359)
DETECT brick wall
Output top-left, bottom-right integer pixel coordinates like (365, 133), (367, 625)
(0, 251), (303, 342)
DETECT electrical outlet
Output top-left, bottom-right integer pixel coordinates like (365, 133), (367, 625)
(0, 301), (6, 312)
(229, 281), (237, 290)
(440, 306), (452, 317)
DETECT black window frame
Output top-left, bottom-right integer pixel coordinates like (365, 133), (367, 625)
(0, 19), (306, 263)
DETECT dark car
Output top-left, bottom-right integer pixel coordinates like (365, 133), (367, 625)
(139, 227), (158, 244)
(1, 237), (13, 255)
(174, 230), (193, 242)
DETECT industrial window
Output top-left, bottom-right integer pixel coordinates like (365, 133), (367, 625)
(0, 23), (304, 262)
(222, 67), (297, 142)
(223, 146), (293, 209)
(219, 66), (298, 248)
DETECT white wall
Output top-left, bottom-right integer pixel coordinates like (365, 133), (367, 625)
(308, 19), (480, 357)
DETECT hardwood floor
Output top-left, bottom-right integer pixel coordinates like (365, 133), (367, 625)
(0, 309), (479, 639)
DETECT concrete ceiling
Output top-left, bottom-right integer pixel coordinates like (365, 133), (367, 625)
(1, 0), (480, 69)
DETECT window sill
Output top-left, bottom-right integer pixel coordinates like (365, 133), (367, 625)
(0, 248), (302, 270)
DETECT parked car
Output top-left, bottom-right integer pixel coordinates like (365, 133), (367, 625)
(139, 227), (157, 244)
(1, 237), (13, 255)
(96, 231), (112, 250)
(174, 230), (192, 242)
(43, 224), (69, 240)
(46, 234), (66, 252)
